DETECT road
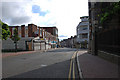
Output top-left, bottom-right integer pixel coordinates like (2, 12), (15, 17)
(2, 48), (79, 79)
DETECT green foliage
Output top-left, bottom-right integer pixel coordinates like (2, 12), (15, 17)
(11, 28), (20, 43)
(100, 12), (109, 24)
(81, 40), (87, 45)
(81, 40), (88, 48)
(100, 2), (120, 24)
(0, 20), (10, 40)
(0, 20), (2, 39)
(11, 28), (20, 52)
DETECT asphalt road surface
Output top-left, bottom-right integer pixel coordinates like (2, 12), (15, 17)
(2, 48), (79, 79)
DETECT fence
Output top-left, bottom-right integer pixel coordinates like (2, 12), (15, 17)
(97, 16), (120, 56)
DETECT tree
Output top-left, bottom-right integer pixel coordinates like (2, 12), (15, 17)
(81, 40), (88, 48)
(99, 2), (120, 24)
(0, 20), (10, 40)
(11, 28), (20, 52)
(0, 20), (2, 39)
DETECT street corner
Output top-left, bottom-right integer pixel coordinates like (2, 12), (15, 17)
(77, 50), (88, 56)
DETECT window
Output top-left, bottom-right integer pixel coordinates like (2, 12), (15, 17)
(77, 35), (79, 38)
(82, 33), (88, 38)
(83, 27), (88, 30)
(56, 30), (58, 35)
(40, 29), (42, 37)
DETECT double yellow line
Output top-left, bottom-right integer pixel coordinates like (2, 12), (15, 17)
(68, 51), (77, 80)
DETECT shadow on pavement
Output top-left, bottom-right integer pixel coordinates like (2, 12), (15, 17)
(77, 52), (119, 78)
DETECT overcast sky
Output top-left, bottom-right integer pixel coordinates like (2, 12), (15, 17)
(0, 0), (88, 41)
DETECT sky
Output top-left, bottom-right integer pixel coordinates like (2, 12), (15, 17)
(0, 0), (88, 41)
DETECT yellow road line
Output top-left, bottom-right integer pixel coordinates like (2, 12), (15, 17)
(73, 62), (75, 80)
(72, 51), (76, 59)
(68, 60), (72, 80)
(68, 51), (77, 80)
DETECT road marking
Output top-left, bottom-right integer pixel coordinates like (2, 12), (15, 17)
(68, 51), (77, 80)
(73, 63), (75, 80)
(68, 60), (72, 80)
(72, 52), (76, 59)
(41, 64), (47, 67)
(76, 51), (84, 80)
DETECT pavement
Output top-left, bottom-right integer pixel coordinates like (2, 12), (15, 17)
(2, 51), (36, 58)
(77, 50), (119, 79)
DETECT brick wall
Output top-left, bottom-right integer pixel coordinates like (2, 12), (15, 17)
(9, 27), (12, 38)
(28, 24), (33, 37)
(21, 25), (25, 37)
(28, 24), (38, 37)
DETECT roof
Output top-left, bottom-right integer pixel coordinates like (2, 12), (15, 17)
(80, 16), (89, 19)
(9, 26), (19, 27)
(40, 27), (58, 30)
(40, 26), (57, 28)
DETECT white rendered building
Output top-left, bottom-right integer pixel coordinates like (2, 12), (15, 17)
(76, 16), (89, 48)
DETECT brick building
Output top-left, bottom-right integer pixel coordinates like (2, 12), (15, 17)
(40, 27), (59, 48)
(60, 35), (77, 48)
(9, 24), (38, 38)
(40, 27), (58, 37)
(2, 24), (59, 51)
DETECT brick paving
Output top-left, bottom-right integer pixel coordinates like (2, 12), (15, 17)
(2, 48), (58, 58)
(2, 51), (36, 58)
(78, 50), (119, 78)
